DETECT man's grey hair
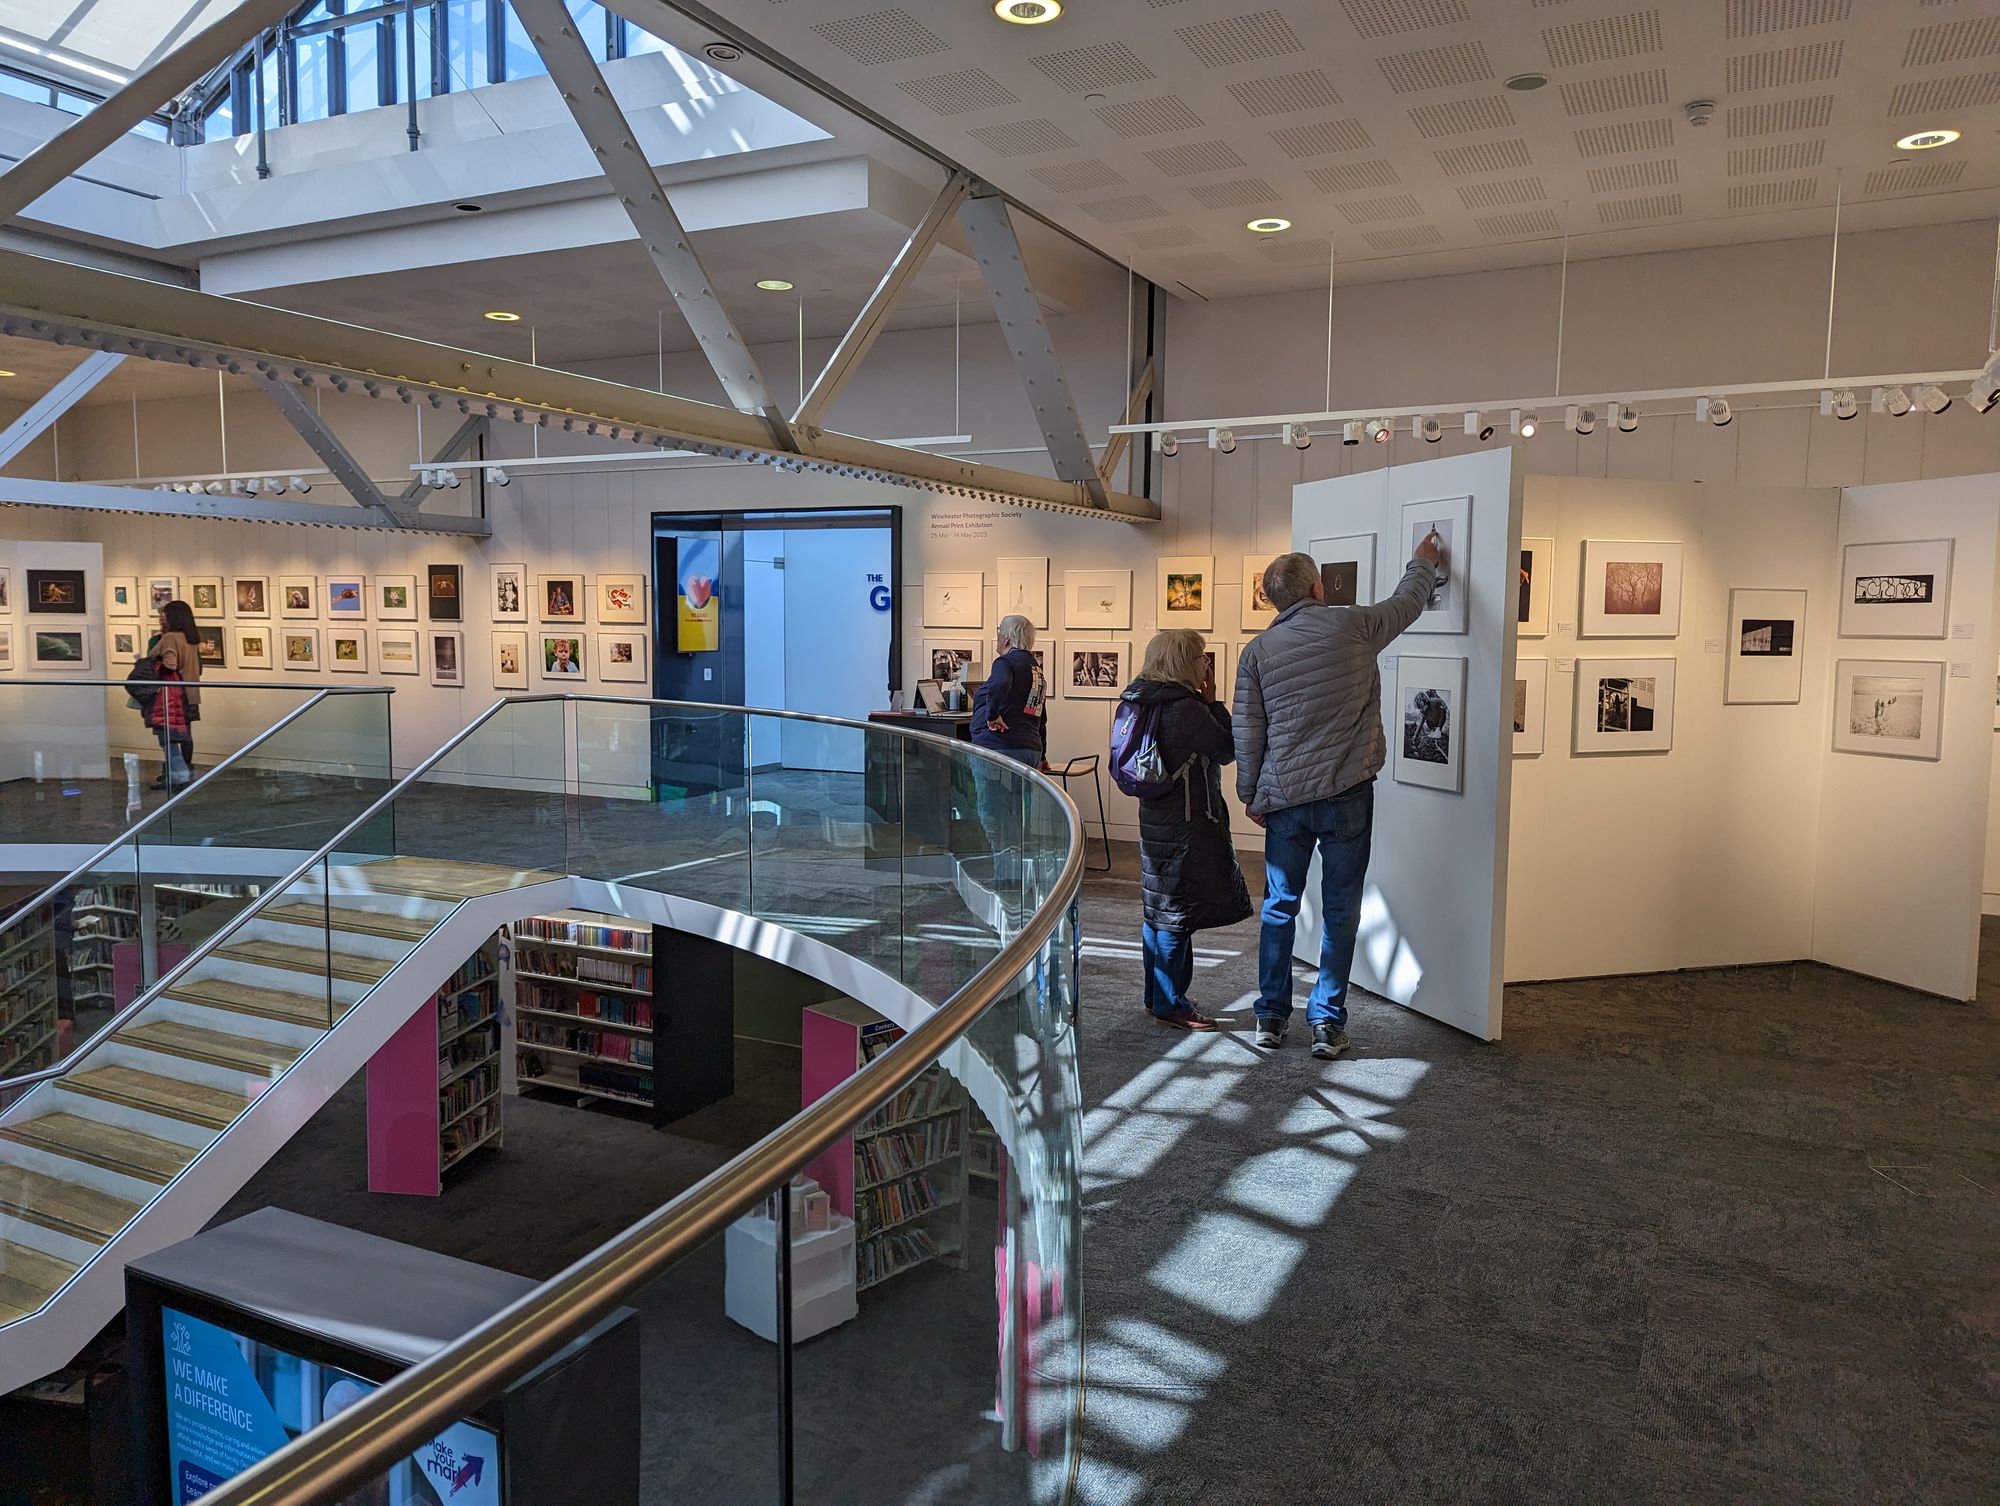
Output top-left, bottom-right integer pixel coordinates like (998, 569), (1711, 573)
(997, 613), (1036, 650)
(1262, 553), (1322, 612)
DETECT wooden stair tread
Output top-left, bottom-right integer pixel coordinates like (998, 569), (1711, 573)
(264, 903), (436, 943)
(0, 1164), (140, 1243)
(164, 977), (346, 1029)
(339, 856), (555, 901)
(0, 1113), (196, 1185)
(116, 1020), (302, 1076)
(213, 938), (395, 984)
(60, 1066), (248, 1131)
(0, 1238), (77, 1323)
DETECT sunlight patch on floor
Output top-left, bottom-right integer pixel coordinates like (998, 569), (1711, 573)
(1147, 1212), (1305, 1322)
(1221, 1144), (1360, 1228)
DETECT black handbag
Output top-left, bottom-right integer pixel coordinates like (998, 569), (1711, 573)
(125, 654), (160, 715)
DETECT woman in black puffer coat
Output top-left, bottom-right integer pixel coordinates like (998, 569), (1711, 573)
(1121, 629), (1253, 1031)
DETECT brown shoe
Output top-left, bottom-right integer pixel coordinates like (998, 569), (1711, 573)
(1154, 1007), (1219, 1032)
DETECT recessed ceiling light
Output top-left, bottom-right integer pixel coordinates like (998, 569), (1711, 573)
(755, 279), (795, 292)
(0, 369), (15, 378)
(1896, 128), (1960, 151)
(483, 310), (522, 322)
(702, 42), (741, 62)
(1246, 217), (1291, 234)
(1504, 73), (1548, 91)
(994, 0), (1062, 22)
(453, 202), (482, 213)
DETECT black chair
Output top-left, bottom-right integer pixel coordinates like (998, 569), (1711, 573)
(1046, 754), (1112, 872)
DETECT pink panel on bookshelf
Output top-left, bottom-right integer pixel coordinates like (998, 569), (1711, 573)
(113, 941), (188, 1009)
(366, 1004), (441, 1197)
(800, 1007), (856, 1212)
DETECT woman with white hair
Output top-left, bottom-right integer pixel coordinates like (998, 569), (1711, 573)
(971, 612), (1048, 767)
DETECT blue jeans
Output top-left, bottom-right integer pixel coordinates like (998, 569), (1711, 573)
(1142, 923), (1194, 1018)
(1257, 783), (1374, 1029)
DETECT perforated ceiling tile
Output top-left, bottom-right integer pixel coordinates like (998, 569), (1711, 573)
(1455, 175), (1546, 208)
(1092, 95), (1205, 137)
(1362, 224), (1447, 253)
(1726, 41), (1843, 92)
(1433, 138), (1533, 175)
(1572, 117), (1674, 156)
(1269, 118), (1376, 157)
(1586, 156), (1679, 192)
(1376, 42), (1495, 94)
(1862, 159), (1967, 194)
(1079, 193), (1170, 222)
(1726, 176), (1819, 208)
(1027, 159), (1127, 192)
(1339, 0), (1469, 39)
(1558, 67), (1669, 116)
(1259, 235), (1336, 263)
(1175, 9), (1305, 68)
(1226, 69), (1342, 117)
(1727, 139), (1825, 174)
(1904, 16), (2000, 68)
(965, 117), (1079, 156)
(1029, 41), (1157, 94)
(1407, 94), (1514, 137)
(811, 8), (947, 66)
(1725, 94), (1833, 137)
(1336, 192), (1427, 223)
(1724, 0), (1850, 39)
(1597, 192), (1682, 223)
(1889, 71), (2000, 116)
(1142, 139), (1248, 175)
(1186, 176), (1282, 208)
(1543, 9), (1663, 68)
(1162, 250), (1242, 276)
(896, 68), (1020, 115)
(1477, 208), (1562, 237)
(1125, 224), (1206, 249)
(1306, 158), (1405, 193)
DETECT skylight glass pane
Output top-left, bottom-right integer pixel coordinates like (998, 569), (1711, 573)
(345, 20), (383, 112)
(502, 9), (540, 81)
(0, 71), (50, 106)
(293, 34), (330, 123)
(443, 0), (490, 91)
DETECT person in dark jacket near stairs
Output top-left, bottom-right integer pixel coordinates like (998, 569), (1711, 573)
(1122, 629), (1253, 1032)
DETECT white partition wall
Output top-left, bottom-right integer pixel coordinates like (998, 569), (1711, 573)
(1289, 449), (1521, 1041)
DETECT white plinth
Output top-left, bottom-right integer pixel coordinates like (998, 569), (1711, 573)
(724, 1212), (859, 1344)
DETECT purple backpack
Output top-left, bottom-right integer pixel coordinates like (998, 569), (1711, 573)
(1109, 699), (1182, 800)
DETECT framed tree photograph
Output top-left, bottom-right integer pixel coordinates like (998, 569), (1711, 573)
(327, 576), (367, 618)
(1155, 555), (1213, 632)
(280, 628), (320, 671)
(147, 576), (178, 614)
(1574, 658), (1677, 754)
(490, 564), (528, 624)
(430, 630), (464, 687)
(1579, 540), (1684, 638)
(996, 558), (1049, 629)
(376, 629), (420, 675)
(25, 569), (87, 616)
(194, 625), (226, 669)
(327, 629), (367, 673)
(539, 574), (583, 624)
(598, 631), (647, 683)
(923, 571), (983, 629)
(1241, 554), (1280, 632)
(492, 630), (529, 690)
(1393, 655), (1467, 792)
(426, 564), (462, 622)
(278, 576), (316, 620)
(1831, 659), (1944, 760)
(106, 576), (140, 619)
(1062, 570), (1133, 630)
(1309, 533), (1376, 608)
(1837, 539), (1952, 639)
(1061, 639), (1131, 699)
(540, 633), (586, 681)
(1725, 588), (1807, 705)
(1518, 536), (1554, 639)
(1513, 658), (1548, 757)
(233, 576), (270, 619)
(188, 576), (225, 621)
(596, 574), (647, 626)
(32, 628), (88, 670)
(376, 575), (418, 621)
(1401, 497), (1471, 634)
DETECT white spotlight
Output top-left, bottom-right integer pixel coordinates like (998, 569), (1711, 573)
(1970, 365), (2000, 415)
(1565, 405), (1598, 435)
(1916, 383), (1952, 415)
(1511, 409), (1538, 438)
(1820, 389), (1858, 422)
(1697, 396), (1733, 427)
(489, 467), (511, 486)
(1365, 418), (1391, 445)
(1416, 415), (1443, 444)
(242, 478), (260, 495)
(1213, 428), (1237, 454)
(205, 480), (227, 495)
(1464, 411), (1495, 441)
(443, 469), (462, 488)
(1341, 421), (1364, 446)
(1286, 422), (1311, 450)
(1877, 386), (1912, 417)
(292, 476), (310, 493)
(1157, 432), (1179, 457)
(1615, 403), (1640, 433)
(267, 476), (287, 495)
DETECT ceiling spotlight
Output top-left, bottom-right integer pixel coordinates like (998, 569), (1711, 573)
(1416, 415), (1443, 444)
(1969, 361), (2000, 415)
(292, 475), (310, 493)
(1697, 395), (1733, 426)
(1615, 403), (1640, 432)
(1512, 409), (1538, 438)
(1157, 431), (1179, 457)
(1465, 411), (1495, 441)
(1895, 128), (1960, 151)
(443, 469), (462, 488)
(1819, 389), (1858, 421)
(267, 477), (287, 495)
(1566, 405), (1598, 435)
(1341, 421), (1364, 446)
(0, 369), (16, 378)
(204, 480), (227, 495)
(489, 467), (511, 486)
(1877, 386), (1912, 417)
(755, 279), (795, 292)
(1213, 428), (1237, 454)
(1916, 383), (1952, 415)
(701, 41), (742, 62)
(242, 478), (260, 495)
(483, 310), (522, 323)
(994, 0), (1062, 21)
(1286, 422), (1311, 450)
(1365, 418), (1391, 445)
(453, 202), (483, 213)
(1245, 217), (1291, 234)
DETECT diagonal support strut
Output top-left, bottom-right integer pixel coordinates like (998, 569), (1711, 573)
(259, 376), (410, 526)
(0, 349), (124, 467)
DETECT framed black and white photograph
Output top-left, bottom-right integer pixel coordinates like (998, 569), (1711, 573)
(1062, 569), (1133, 630)
(278, 576), (316, 620)
(538, 574), (583, 625)
(1580, 540), (1684, 638)
(233, 576), (269, 619)
(598, 631), (647, 683)
(188, 576), (224, 621)
(1241, 554), (1279, 632)
(923, 571), (984, 630)
(1838, 539), (1952, 639)
(0, 624), (12, 669)
(1156, 555), (1214, 632)
(25, 569), (87, 616)
(1519, 536), (1554, 639)
(194, 625), (226, 669)
(492, 631), (529, 691)
(491, 564), (527, 624)
(377, 575), (418, 622)
(233, 627), (272, 671)
(1514, 658), (1548, 757)
(281, 628), (319, 672)
(1726, 588), (1808, 705)
(1308, 532), (1376, 609)
(1401, 497), (1470, 633)
(430, 630), (464, 687)
(1574, 658), (1677, 754)
(1393, 655), (1467, 791)
(426, 563), (462, 623)
(1832, 658), (1944, 760)
(921, 637), (982, 685)
(997, 557), (1049, 629)
(328, 630), (367, 674)
(32, 628), (88, 670)
(377, 629), (419, 676)
(106, 576), (139, 619)
(1063, 638), (1132, 699)
(597, 574), (646, 626)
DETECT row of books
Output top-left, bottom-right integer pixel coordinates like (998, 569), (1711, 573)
(442, 952), (494, 995)
(578, 1061), (655, 1099)
(0, 950), (53, 992)
(513, 917), (651, 953)
(859, 1021), (904, 1062)
(517, 1018), (654, 1065)
(857, 1171), (948, 1236)
(861, 1073), (960, 1136)
(518, 982), (653, 1027)
(441, 1062), (499, 1124)
(442, 1100), (500, 1160)
(439, 987), (497, 1040)
(514, 945), (653, 991)
(440, 1028), (496, 1076)
(857, 1228), (942, 1289)
(857, 1118), (962, 1186)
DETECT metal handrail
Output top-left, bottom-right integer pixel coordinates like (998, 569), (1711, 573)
(146, 695), (1086, 1506)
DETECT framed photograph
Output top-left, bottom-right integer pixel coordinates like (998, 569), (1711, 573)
(25, 568), (87, 616)
(1401, 498), (1470, 634)
(31, 628), (88, 670)
(596, 574), (646, 626)
(1580, 540), (1684, 638)
(147, 576), (178, 614)
(233, 576), (270, 619)
(1241, 554), (1279, 632)
(280, 628), (320, 672)
(376, 575), (418, 621)
(490, 564), (528, 624)
(327, 629), (367, 673)
(598, 632), (647, 683)
(1726, 588), (1807, 705)
(106, 576), (139, 619)
(921, 638), (982, 684)
(1514, 658), (1548, 756)
(1393, 655), (1467, 792)
(194, 625), (226, 669)
(1838, 539), (1952, 639)
(429, 630), (464, 687)
(234, 627), (273, 671)
(923, 571), (983, 630)
(1063, 639), (1131, 699)
(539, 574), (583, 624)
(111, 627), (140, 660)
(540, 633), (586, 681)
(1574, 658), (1677, 754)
(1832, 659), (1944, 760)
(1063, 569), (1133, 630)
(377, 629), (420, 676)
(279, 576), (316, 620)
(0, 566), (9, 612)
(1518, 536), (1554, 638)
(492, 630), (529, 690)
(426, 564), (462, 623)
(0, 624), (11, 670)
(1200, 640), (1230, 700)
(188, 576), (224, 621)
(327, 576), (367, 617)
(997, 557), (1049, 629)
(1156, 555), (1213, 632)
(1309, 533), (1377, 608)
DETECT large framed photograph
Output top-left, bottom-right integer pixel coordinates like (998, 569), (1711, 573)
(921, 637), (982, 685)
(1725, 588), (1807, 705)
(1155, 555), (1213, 632)
(1838, 539), (1952, 639)
(1518, 536), (1554, 638)
(376, 575), (418, 622)
(233, 627), (272, 671)
(923, 571), (983, 629)
(327, 628), (367, 674)
(31, 628), (88, 670)
(187, 576), (224, 621)
(540, 633), (586, 681)
(233, 576), (270, 619)
(1832, 658), (1944, 760)
(429, 630), (464, 687)
(25, 569), (87, 616)
(327, 576), (367, 618)
(596, 574), (646, 626)
(1393, 655), (1467, 792)
(377, 629), (420, 676)
(426, 564), (462, 623)
(1062, 569), (1133, 630)
(1062, 639), (1131, 699)
(1309, 533), (1376, 608)
(997, 557), (1049, 629)
(492, 631), (529, 690)
(1241, 554), (1279, 631)
(278, 576), (316, 620)
(490, 564), (527, 624)
(598, 631), (648, 683)
(280, 628), (320, 672)
(1574, 658), (1677, 754)
(1580, 540), (1684, 638)
(1401, 496), (1470, 633)
(105, 576), (139, 619)
(1514, 658), (1548, 756)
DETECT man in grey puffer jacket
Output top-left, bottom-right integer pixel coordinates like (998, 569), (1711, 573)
(1232, 534), (1445, 1059)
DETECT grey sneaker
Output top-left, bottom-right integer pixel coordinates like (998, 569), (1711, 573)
(1253, 1017), (1288, 1050)
(1311, 1026), (1350, 1060)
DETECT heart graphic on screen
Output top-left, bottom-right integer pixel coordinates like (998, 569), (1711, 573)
(687, 576), (714, 608)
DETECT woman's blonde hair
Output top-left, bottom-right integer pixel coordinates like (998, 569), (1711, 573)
(1139, 628), (1207, 692)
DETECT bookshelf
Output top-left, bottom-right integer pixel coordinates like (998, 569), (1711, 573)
(365, 934), (504, 1196)
(70, 884), (138, 1014)
(511, 911), (658, 1113)
(0, 893), (59, 1078)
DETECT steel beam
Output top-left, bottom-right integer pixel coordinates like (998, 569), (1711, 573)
(513, 0), (797, 453)
(957, 190), (1109, 509)
(1096, 358), (1154, 492)
(258, 376), (409, 526)
(399, 414), (489, 508)
(0, 476), (492, 536)
(0, 349), (123, 467)
(795, 171), (971, 432)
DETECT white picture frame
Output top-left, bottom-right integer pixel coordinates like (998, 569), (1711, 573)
(280, 627), (320, 672)
(376, 575), (418, 622)
(278, 576), (317, 620)
(1402, 497), (1471, 633)
(326, 575), (367, 620)
(997, 558), (1049, 629)
(597, 631), (647, 683)
(920, 638), (982, 686)
(146, 576), (178, 614)
(377, 629), (420, 676)
(490, 564), (528, 624)
(492, 631), (529, 690)
(1200, 640), (1230, 702)
(1062, 638), (1131, 699)
(186, 576), (225, 622)
(233, 626), (274, 671)
(429, 629), (464, 687)
(596, 574), (647, 626)
(1063, 570), (1133, 630)
(326, 628), (367, 674)
(1241, 554), (1280, 631)
(1308, 533), (1376, 608)
(1156, 555), (1214, 632)
(105, 576), (139, 619)
(1725, 588), (1807, 705)
(1832, 658), (1944, 760)
(1518, 536), (1554, 639)
(232, 576), (270, 620)
(1513, 657), (1548, 756)
(923, 571), (983, 630)
(30, 627), (89, 672)
(1393, 655), (1467, 792)
(1838, 539), (1953, 640)
(1579, 539), (1685, 638)
(0, 566), (10, 614)
(538, 574), (585, 626)
(0, 624), (13, 670)
(539, 632), (586, 681)
(111, 626), (140, 661)
(1574, 658), (1677, 754)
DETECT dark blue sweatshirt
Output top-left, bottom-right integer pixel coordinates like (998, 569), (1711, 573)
(971, 646), (1048, 759)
